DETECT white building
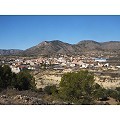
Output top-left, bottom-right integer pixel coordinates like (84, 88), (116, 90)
(10, 66), (20, 73)
(116, 66), (120, 68)
(95, 58), (107, 62)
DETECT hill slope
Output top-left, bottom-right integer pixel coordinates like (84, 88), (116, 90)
(24, 40), (120, 56)
(73, 40), (102, 52)
(0, 40), (120, 56)
(24, 40), (75, 56)
(0, 49), (23, 55)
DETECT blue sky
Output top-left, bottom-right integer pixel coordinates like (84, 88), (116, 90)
(0, 15), (120, 50)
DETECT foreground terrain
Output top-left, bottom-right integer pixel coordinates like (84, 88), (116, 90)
(0, 89), (119, 105)
(0, 89), (74, 105)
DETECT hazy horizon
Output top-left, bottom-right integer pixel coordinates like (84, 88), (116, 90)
(0, 15), (120, 50)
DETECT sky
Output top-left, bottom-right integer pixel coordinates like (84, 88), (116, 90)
(0, 15), (120, 50)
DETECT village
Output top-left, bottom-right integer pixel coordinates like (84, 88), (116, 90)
(0, 54), (120, 90)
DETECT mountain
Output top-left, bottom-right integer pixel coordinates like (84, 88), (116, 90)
(74, 40), (120, 55)
(0, 40), (120, 56)
(24, 40), (75, 56)
(74, 40), (102, 52)
(0, 49), (23, 55)
(24, 40), (120, 56)
(101, 41), (120, 51)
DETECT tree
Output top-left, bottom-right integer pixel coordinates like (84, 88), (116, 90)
(0, 66), (4, 89)
(15, 71), (36, 91)
(0, 65), (36, 91)
(58, 70), (95, 104)
(0, 65), (13, 89)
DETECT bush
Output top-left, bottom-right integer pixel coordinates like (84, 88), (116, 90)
(44, 85), (58, 95)
(116, 87), (120, 92)
(58, 70), (111, 104)
(0, 65), (13, 89)
(15, 71), (36, 91)
(93, 85), (108, 101)
(0, 65), (36, 91)
(58, 70), (95, 104)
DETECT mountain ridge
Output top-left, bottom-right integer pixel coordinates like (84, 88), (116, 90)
(0, 49), (23, 55)
(24, 40), (120, 56)
(0, 40), (120, 56)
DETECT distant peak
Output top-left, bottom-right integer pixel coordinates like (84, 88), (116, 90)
(40, 40), (62, 43)
(37, 41), (50, 46)
(50, 40), (61, 42)
(107, 41), (120, 43)
(77, 40), (99, 44)
(42, 41), (49, 43)
(80, 40), (96, 42)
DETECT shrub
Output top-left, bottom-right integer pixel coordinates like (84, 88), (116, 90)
(0, 65), (36, 91)
(44, 85), (58, 95)
(15, 71), (36, 91)
(59, 70), (95, 104)
(0, 65), (13, 89)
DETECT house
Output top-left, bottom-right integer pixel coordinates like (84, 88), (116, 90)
(116, 66), (120, 68)
(70, 63), (76, 67)
(95, 58), (107, 62)
(10, 66), (20, 73)
(80, 63), (89, 68)
(53, 64), (64, 70)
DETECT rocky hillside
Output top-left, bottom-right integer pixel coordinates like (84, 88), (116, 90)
(73, 40), (102, 52)
(24, 40), (120, 56)
(24, 40), (75, 56)
(101, 41), (120, 51)
(0, 40), (120, 56)
(0, 49), (23, 55)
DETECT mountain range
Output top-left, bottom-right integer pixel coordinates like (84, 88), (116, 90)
(0, 40), (120, 56)
(0, 49), (23, 55)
